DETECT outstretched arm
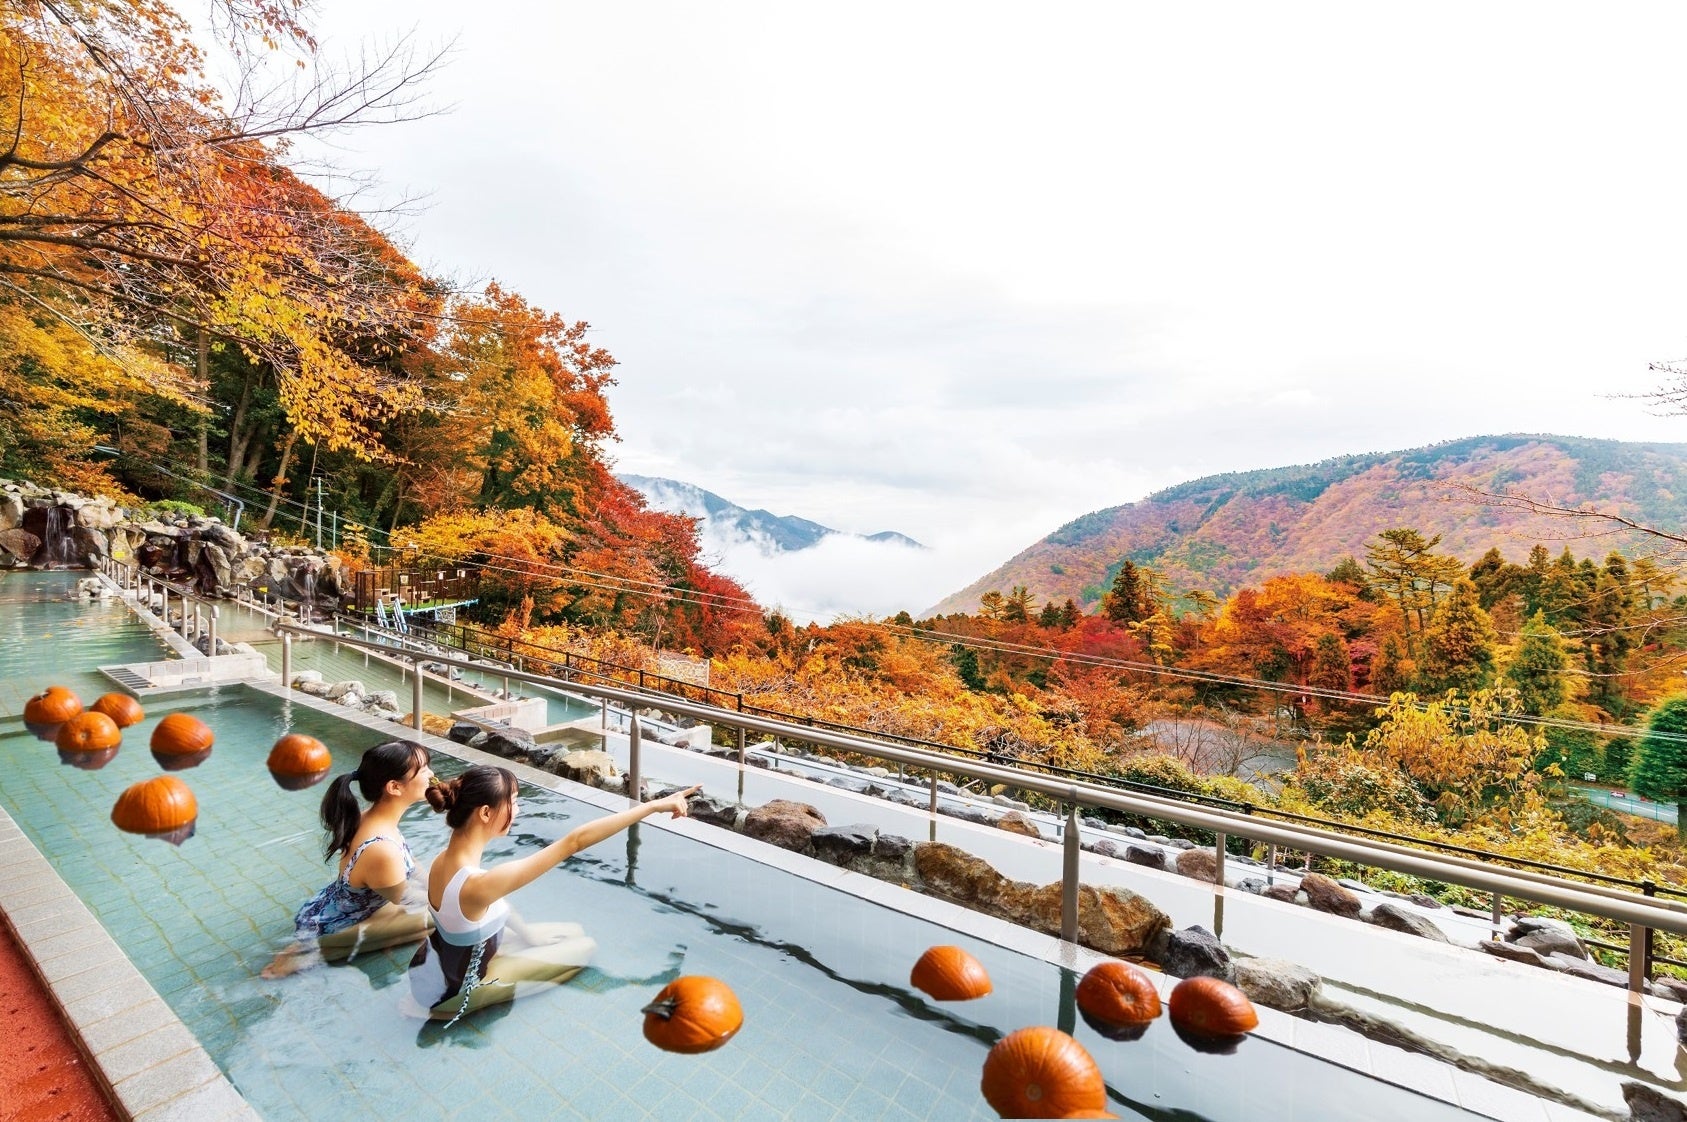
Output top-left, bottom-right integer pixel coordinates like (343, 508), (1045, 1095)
(464, 787), (699, 912)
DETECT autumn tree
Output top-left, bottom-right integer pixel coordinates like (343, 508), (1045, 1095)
(1415, 579), (1497, 694)
(1104, 560), (1155, 625)
(1503, 611), (1569, 716)
(1630, 697), (1687, 841)
(1364, 529), (1465, 651)
(1357, 689), (1543, 826)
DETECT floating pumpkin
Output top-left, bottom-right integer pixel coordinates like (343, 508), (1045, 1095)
(55, 711), (121, 753)
(980, 1026), (1107, 1119)
(1167, 976), (1258, 1044)
(1075, 961), (1161, 1040)
(23, 686), (81, 732)
(641, 976), (744, 1054)
(90, 693), (144, 728)
(58, 747), (119, 771)
(267, 733), (332, 791)
(911, 945), (993, 1001)
(111, 776), (197, 846)
(150, 712), (213, 770)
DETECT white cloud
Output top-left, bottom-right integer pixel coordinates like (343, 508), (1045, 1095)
(280, 1), (1687, 614)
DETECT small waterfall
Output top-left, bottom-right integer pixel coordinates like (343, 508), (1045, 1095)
(21, 504), (80, 568)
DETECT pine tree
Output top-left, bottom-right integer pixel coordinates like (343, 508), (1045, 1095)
(1105, 561), (1152, 625)
(1416, 579), (1497, 694)
(1370, 634), (1414, 696)
(1003, 585), (1033, 623)
(1325, 556), (1374, 600)
(1469, 548), (1524, 610)
(1502, 611), (1568, 715)
(1058, 599), (1081, 629)
(1630, 697), (1687, 841)
(1309, 632), (1352, 693)
(951, 644), (985, 691)
(1038, 601), (1063, 628)
(1364, 529), (1465, 651)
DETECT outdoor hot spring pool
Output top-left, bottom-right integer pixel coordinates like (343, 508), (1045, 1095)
(0, 572), (1487, 1120)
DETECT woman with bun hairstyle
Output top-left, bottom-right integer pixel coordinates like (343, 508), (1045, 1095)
(407, 764), (698, 1023)
(262, 739), (435, 979)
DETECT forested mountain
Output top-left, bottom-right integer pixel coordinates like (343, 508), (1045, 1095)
(928, 435), (1687, 616)
(621, 475), (923, 555)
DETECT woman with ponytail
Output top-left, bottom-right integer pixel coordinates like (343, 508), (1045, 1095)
(407, 765), (698, 1022)
(262, 739), (435, 979)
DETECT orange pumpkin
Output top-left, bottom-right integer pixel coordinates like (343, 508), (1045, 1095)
(90, 693), (145, 728)
(55, 711), (121, 753)
(980, 1026), (1107, 1119)
(150, 712), (214, 770)
(1075, 961), (1160, 1040)
(641, 976), (743, 1054)
(268, 734), (332, 790)
(1167, 976), (1258, 1038)
(911, 945), (993, 1001)
(23, 686), (82, 727)
(111, 776), (198, 846)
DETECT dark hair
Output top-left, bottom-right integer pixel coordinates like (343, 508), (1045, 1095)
(425, 764), (518, 830)
(320, 740), (431, 860)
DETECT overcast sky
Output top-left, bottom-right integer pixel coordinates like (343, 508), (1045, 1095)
(282, 2), (1687, 618)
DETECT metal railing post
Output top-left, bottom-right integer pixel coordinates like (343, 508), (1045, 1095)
(208, 607), (218, 655)
(281, 632), (292, 691)
(628, 714), (642, 805)
(1214, 831), (1227, 888)
(736, 725), (746, 767)
(601, 698), (608, 729)
(1491, 891), (1504, 937)
(413, 656), (425, 729)
(1267, 844), (1277, 886)
(193, 603), (201, 643)
(929, 772), (939, 816)
(1630, 924), (1649, 993)
(1061, 793), (1081, 943)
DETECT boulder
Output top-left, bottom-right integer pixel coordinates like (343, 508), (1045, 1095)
(1175, 847), (1220, 884)
(1262, 884), (1301, 904)
(0, 490), (21, 531)
(1509, 916), (1587, 960)
(1081, 838), (1119, 858)
(1409, 894), (1443, 910)
(1120, 827), (1148, 839)
(1234, 957), (1321, 1012)
(996, 811), (1043, 840)
(914, 842), (1008, 905)
(1168, 838), (1197, 850)
(480, 730), (539, 760)
(366, 690), (400, 712)
(1299, 873), (1362, 918)
(1123, 846), (1167, 871)
(1368, 903), (1449, 942)
(1624, 1082), (1687, 1122)
(72, 526), (108, 561)
(742, 800), (827, 852)
(685, 794), (741, 830)
(325, 680), (365, 701)
(874, 834), (912, 861)
(446, 722), (483, 745)
(1158, 925), (1232, 980)
(1479, 939), (1546, 967)
(812, 823), (878, 865)
(547, 749), (617, 787)
(1547, 952), (1646, 992)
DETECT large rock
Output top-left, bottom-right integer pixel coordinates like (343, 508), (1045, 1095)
(197, 542), (233, 593)
(1368, 903), (1449, 942)
(325, 679), (366, 700)
(479, 729), (539, 760)
(742, 800), (826, 852)
(1158, 925), (1232, 980)
(1234, 958), (1321, 1012)
(812, 823), (878, 865)
(685, 794), (741, 830)
(72, 526), (108, 561)
(0, 490), (21, 531)
(914, 842), (1007, 905)
(1509, 916), (1587, 960)
(547, 749), (617, 787)
(1175, 847), (1219, 883)
(1262, 884), (1301, 904)
(1624, 1082), (1687, 1122)
(1299, 873), (1362, 918)
(996, 811), (1043, 840)
(1479, 939), (1546, 967)
(1124, 846), (1167, 871)
(446, 722), (482, 745)
(1547, 952), (1646, 992)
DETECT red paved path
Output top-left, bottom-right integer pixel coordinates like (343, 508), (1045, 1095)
(0, 921), (118, 1122)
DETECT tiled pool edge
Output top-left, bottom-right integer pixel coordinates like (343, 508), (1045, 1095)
(0, 805), (262, 1122)
(250, 680), (1531, 1122)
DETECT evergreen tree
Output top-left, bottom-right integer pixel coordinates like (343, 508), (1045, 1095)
(1502, 611), (1568, 715)
(1520, 544), (1552, 616)
(1416, 579), (1497, 694)
(1630, 696), (1687, 841)
(978, 591), (1006, 620)
(1370, 634), (1414, 695)
(1058, 598), (1081, 629)
(1365, 529), (1465, 651)
(1325, 556), (1374, 600)
(951, 644), (985, 691)
(1003, 585), (1033, 623)
(1309, 632), (1352, 693)
(1537, 550), (1582, 626)
(1105, 560), (1153, 625)
(1469, 547), (1524, 611)
(1038, 600), (1063, 628)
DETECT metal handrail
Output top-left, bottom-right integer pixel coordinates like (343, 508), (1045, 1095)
(267, 621), (1687, 983)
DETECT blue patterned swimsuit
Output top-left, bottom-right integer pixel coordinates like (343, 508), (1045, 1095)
(293, 835), (414, 939)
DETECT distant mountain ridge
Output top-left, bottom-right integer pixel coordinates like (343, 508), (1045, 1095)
(621, 475), (924, 555)
(926, 434), (1687, 617)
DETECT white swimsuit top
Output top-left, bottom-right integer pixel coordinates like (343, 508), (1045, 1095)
(431, 866), (510, 947)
